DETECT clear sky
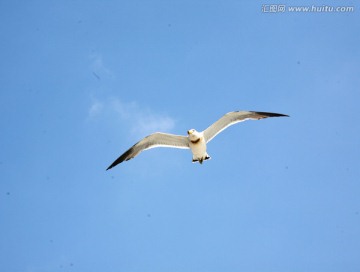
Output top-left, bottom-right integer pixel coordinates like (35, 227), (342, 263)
(1, 1), (359, 271)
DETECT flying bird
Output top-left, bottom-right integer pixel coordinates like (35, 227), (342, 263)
(106, 111), (288, 170)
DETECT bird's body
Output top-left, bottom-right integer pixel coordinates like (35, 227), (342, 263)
(187, 130), (210, 164)
(106, 111), (288, 170)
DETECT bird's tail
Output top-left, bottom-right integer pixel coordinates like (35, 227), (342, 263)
(192, 154), (211, 164)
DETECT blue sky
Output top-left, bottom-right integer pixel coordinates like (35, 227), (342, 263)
(1, 1), (359, 271)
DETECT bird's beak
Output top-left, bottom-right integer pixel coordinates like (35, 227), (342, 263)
(187, 130), (192, 135)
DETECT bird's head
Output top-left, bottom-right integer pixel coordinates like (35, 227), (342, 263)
(187, 129), (201, 141)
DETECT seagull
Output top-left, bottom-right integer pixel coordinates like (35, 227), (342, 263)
(106, 111), (289, 170)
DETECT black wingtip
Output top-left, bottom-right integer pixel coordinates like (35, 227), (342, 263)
(106, 160), (121, 171)
(106, 151), (130, 171)
(106, 159), (120, 171)
(106, 164), (114, 171)
(251, 111), (289, 118)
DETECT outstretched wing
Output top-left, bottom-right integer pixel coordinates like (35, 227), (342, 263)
(106, 132), (189, 170)
(203, 111), (289, 143)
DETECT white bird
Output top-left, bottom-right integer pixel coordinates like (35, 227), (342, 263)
(106, 111), (288, 170)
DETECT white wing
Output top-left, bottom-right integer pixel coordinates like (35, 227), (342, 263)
(107, 132), (189, 170)
(203, 111), (289, 143)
